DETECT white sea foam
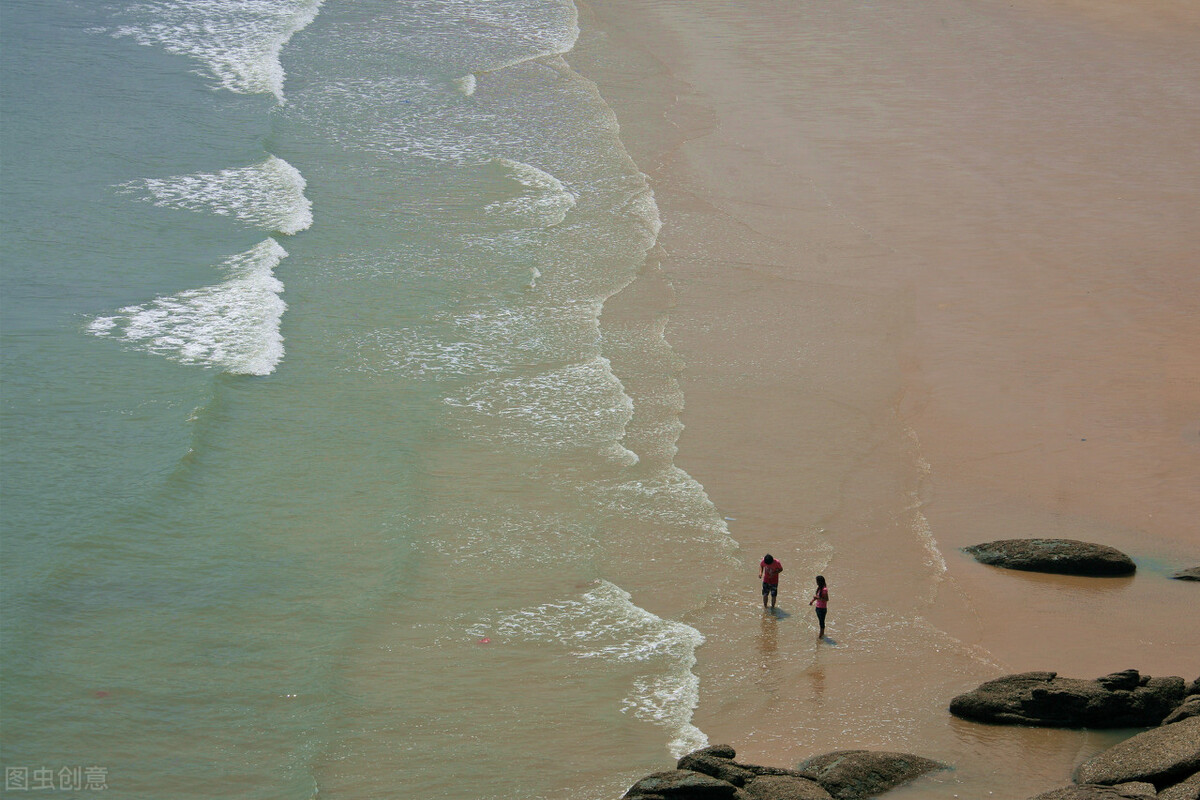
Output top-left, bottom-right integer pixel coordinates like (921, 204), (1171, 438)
(421, 512), (594, 566)
(599, 467), (732, 540)
(118, 156), (313, 234)
(444, 357), (634, 450)
(470, 580), (707, 757)
(112, 0), (324, 100)
(454, 74), (477, 96)
(282, 11), (584, 165)
(354, 302), (601, 379)
(624, 182), (663, 242)
(904, 427), (948, 592)
(88, 239), (288, 375)
(296, 75), (478, 163)
(390, 0), (579, 74)
(485, 158), (576, 227)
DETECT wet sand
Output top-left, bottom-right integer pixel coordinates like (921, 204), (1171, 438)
(577, 0), (1200, 794)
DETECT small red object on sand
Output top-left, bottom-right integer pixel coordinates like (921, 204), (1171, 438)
(478, 637), (491, 644)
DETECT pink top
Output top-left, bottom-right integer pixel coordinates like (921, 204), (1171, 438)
(760, 560), (782, 585)
(813, 587), (828, 608)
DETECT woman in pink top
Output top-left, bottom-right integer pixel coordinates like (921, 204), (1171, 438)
(808, 575), (829, 638)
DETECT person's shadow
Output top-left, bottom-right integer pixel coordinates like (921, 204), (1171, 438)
(763, 607), (791, 619)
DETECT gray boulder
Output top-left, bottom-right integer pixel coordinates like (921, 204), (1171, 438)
(963, 539), (1135, 576)
(690, 745), (739, 760)
(677, 752), (758, 787)
(796, 750), (950, 799)
(1164, 695), (1200, 725)
(1171, 566), (1200, 581)
(676, 745), (817, 787)
(949, 670), (1186, 727)
(623, 769), (745, 800)
(743, 775), (833, 800)
(1158, 770), (1200, 800)
(1074, 716), (1200, 786)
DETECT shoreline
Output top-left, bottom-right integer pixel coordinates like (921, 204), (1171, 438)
(574, 0), (1200, 792)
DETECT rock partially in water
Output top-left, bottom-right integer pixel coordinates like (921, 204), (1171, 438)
(1028, 787), (1134, 799)
(622, 769), (746, 799)
(795, 750), (951, 800)
(949, 670), (1186, 728)
(963, 538), (1136, 576)
(623, 745), (946, 800)
(1172, 566), (1200, 581)
(1157, 770), (1200, 800)
(1073, 716), (1200, 787)
(1163, 694), (1200, 725)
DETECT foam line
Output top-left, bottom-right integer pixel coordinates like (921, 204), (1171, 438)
(112, 0), (324, 101)
(89, 239), (288, 375)
(118, 156), (313, 234)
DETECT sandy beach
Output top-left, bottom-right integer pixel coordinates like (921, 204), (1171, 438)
(577, 0), (1200, 794)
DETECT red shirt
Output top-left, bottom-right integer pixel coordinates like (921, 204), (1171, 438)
(760, 559), (782, 585)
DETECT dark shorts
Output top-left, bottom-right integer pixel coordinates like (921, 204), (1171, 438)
(815, 606), (827, 625)
(762, 582), (778, 596)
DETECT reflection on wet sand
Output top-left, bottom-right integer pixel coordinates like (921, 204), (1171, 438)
(806, 664), (826, 707)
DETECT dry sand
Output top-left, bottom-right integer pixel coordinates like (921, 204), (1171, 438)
(577, 0), (1200, 794)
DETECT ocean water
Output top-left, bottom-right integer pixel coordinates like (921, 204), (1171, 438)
(0, 0), (740, 796)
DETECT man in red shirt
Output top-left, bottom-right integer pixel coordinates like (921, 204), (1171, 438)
(759, 554), (783, 610)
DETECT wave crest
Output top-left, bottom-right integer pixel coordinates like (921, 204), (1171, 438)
(112, 0), (324, 100)
(88, 239), (288, 375)
(118, 156), (313, 235)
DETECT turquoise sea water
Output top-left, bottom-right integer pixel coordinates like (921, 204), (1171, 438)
(1, 1), (739, 796)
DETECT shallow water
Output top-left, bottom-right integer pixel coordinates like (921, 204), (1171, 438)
(2, 1), (739, 796)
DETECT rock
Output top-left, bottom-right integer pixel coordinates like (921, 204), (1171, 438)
(963, 539), (1136, 576)
(743, 775), (833, 800)
(623, 769), (745, 800)
(1158, 770), (1200, 800)
(691, 745), (740, 760)
(1028, 787), (1128, 799)
(1163, 695), (1200, 725)
(949, 671), (1187, 728)
(676, 745), (816, 787)
(796, 750), (950, 799)
(741, 765), (821, 780)
(676, 752), (757, 787)
(1031, 784), (1160, 799)
(1097, 670), (1144, 692)
(1171, 566), (1200, 581)
(1074, 716), (1200, 786)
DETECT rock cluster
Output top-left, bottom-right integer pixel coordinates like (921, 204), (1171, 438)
(1028, 716), (1200, 799)
(945, 670), (1200, 798)
(949, 670), (1189, 728)
(622, 745), (948, 800)
(623, 671), (1199, 800)
(962, 539), (1136, 576)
